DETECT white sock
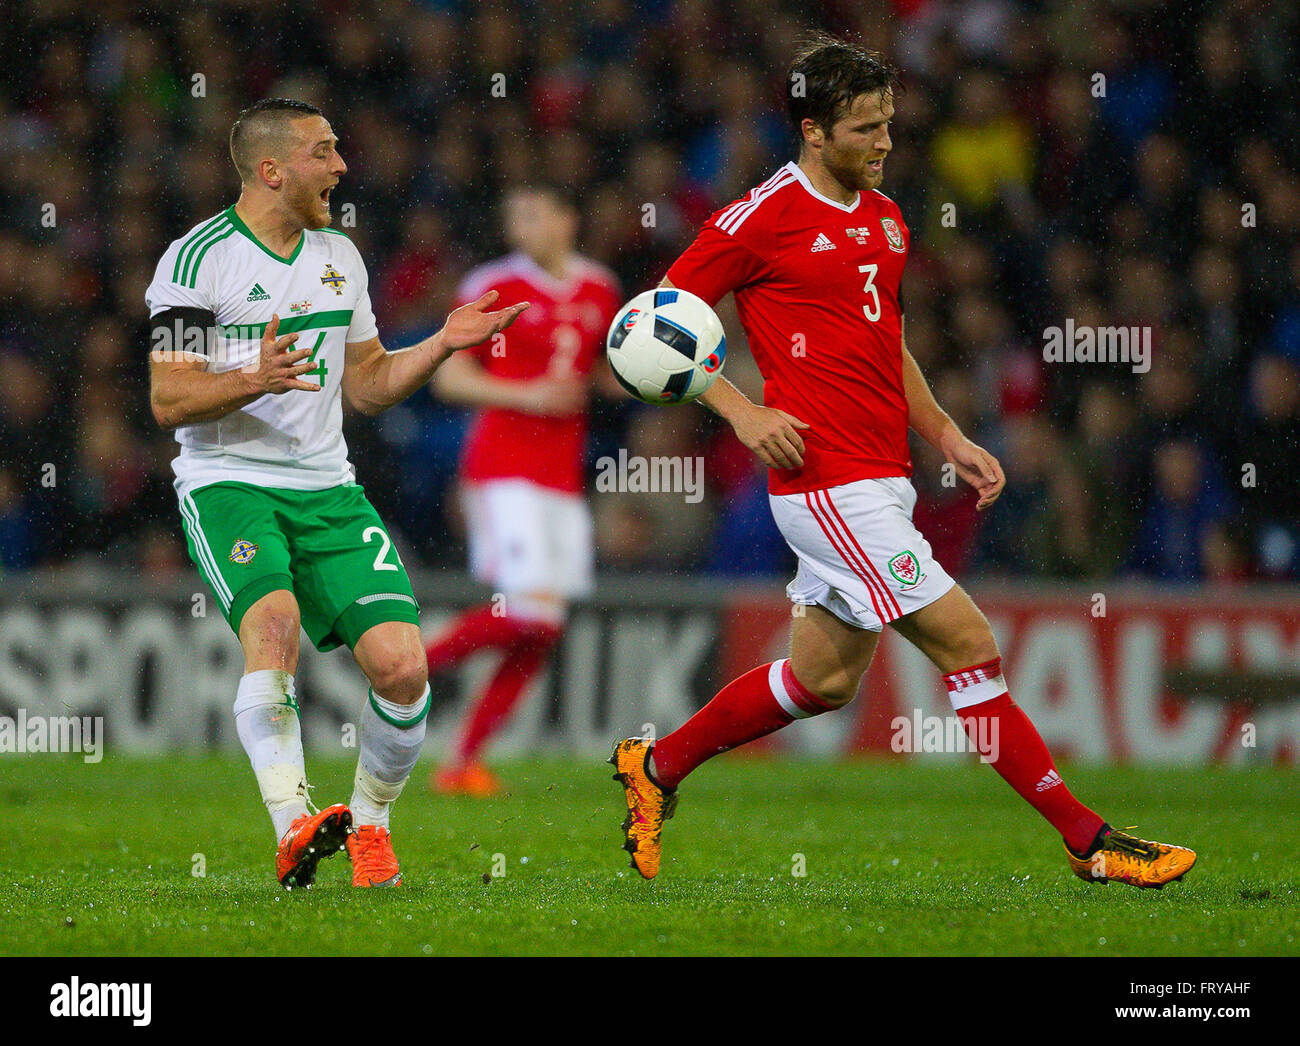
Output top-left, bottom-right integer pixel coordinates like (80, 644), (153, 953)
(233, 669), (309, 840)
(351, 685), (430, 829)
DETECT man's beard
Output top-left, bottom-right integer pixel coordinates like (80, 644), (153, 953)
(289, 184), (329, 229)
(824, 149), (875, 192)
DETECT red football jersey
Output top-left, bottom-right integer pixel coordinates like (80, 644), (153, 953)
(456, 252), (621, 493)
(666, 161), (911, 496)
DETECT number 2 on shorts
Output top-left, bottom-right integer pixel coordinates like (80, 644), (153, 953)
(363, 525), (399, 572)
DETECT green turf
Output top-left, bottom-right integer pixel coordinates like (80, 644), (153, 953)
(1, 753), (1296, 956)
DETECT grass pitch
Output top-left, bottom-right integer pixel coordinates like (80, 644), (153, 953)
(2, 753), (1295, 956)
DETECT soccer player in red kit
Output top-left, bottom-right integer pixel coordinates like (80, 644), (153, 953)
(426, 183), (621, 796)
(611, 36), (1196, 887)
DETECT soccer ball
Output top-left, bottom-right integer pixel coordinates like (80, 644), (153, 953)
(605, 288), (726, 404)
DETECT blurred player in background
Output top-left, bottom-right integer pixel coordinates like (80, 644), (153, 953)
(147, 99), (527, 888)
(424, 184), (622, 796)
(611, 36), (1196, 889)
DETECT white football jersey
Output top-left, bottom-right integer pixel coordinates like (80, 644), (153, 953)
(146, 206), (379, 498)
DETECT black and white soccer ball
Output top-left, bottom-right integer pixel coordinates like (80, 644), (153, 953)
(605, 288), (726, 404)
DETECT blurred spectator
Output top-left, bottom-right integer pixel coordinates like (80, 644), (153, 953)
(1128, 440), (1231, 582)
(970, 415), (1060, 576)
(929, 70), (1033, 227)
(594, 493), (658, 573)
(1202, 520), (1253, 587)
(1236, 355), (1300, 578)
(1065, 382), (1139, 575)
(0, 467), (38, 572)
(705, 449), (792, 577)
(591, 408), (714, 571)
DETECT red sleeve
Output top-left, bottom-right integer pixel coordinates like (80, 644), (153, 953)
(665, 223), (769, 306)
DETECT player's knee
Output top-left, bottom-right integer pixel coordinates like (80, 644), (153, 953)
(240, 597), (300, 662)
(815, 679), (860, 708)
(791, 663), (861, 709)
(365, 646), (428, 704)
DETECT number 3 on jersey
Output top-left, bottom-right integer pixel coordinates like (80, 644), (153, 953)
(859, 264), (881, 322)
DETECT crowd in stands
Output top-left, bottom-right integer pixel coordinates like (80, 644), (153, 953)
(1, 0), (1296, 586)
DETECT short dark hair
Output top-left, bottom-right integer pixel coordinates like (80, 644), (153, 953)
(786, 33), (903, 148)
(504, 180), (579, 214)
(229, 98), (325, 182)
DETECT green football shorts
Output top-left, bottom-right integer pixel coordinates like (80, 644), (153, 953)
(178, 481), (421, 652)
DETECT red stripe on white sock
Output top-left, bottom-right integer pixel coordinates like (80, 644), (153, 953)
(778, 659), (836, 718)
(943, 657), (1002, 691)
(942, 657), (1009, 710)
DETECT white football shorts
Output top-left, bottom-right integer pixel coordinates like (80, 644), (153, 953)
(461, 478), (594, 599)
(769, 475), (955, 632)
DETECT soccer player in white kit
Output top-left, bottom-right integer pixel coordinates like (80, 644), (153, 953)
(611, 37), (1196, 889)
(147, 99), (527, 888)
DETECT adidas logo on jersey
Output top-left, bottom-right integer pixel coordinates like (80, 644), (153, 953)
(246, 283), (271, 302)
(810, 233), (836, 253)
(1035, 769), (1063, 792)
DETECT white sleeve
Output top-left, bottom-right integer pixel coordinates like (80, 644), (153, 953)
(145, 237), (219, 318)
(145, 237), (221, 360)
(346, 242), (379, 343)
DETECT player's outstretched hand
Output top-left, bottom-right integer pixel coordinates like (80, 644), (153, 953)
(440, 290), (530, 353)
(246, 313), (319, 394)
(941, 430), (1005, 510)
(732, 403), (811, 470)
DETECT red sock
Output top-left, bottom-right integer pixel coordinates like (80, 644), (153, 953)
(946, 657), (1105, 854)
(455, 622), (562, 763)
(425, 605), (536, 674)
(651, 659), (835, 789)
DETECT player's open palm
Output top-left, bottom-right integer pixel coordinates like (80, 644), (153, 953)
(248, 314), (318, 394)
(942, 431), (1005, 510)
(733, 403), (811, 470)
(441, 290), (530, 353)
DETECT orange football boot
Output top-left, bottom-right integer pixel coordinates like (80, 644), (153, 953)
(275, 804), (352, 889)
(346, 824), (402, 887)
(609, 738), (678, 879)
(431, 761), (501, 797)
(1065, 827), (1197, 888)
